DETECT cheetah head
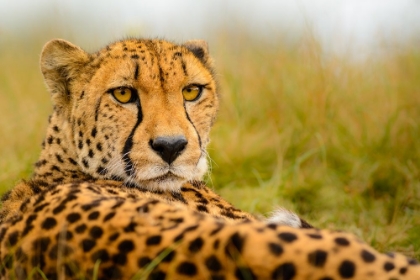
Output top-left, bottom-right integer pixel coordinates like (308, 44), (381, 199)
(39, 39), (218, 191)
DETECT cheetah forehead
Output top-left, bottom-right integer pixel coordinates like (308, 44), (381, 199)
(40, 38), (217, 104)
(87, 40), (212, 93)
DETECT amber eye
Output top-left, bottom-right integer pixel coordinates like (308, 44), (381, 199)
(111, 87), (135, 104)
(182, 85), (202, 101)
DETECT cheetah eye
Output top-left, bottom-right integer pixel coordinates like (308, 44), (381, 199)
(110, 87), (137, 104)
(182, 85), (203, 102)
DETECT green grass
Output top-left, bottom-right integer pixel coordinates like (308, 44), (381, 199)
(0, 33), (419, 259)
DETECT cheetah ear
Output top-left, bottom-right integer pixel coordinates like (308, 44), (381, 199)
(40, 39), (90, 99)
(183, 40), (212, 66)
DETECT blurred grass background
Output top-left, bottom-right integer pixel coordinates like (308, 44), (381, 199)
(0, 30), (419, 259)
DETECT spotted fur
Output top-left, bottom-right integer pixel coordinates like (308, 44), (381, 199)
(0, 38), (418, 279)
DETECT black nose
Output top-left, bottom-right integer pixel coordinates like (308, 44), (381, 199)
(150, 136), (188, 164)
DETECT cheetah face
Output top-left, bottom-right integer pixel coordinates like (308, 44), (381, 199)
(40, 39), (218, 191)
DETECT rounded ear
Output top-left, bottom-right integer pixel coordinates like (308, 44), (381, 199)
(40, 39), (90, 98)
(183, 40), (213, 67)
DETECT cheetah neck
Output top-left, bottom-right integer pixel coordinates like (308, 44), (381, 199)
(31, 111), (92, 187)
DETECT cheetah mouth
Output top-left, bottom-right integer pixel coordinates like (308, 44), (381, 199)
(144, 171), (185, 184)
(154, 172), (181, 181)
(136, 171), (187, 191)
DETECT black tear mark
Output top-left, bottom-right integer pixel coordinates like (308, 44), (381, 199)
(183, 102), (201, 147)
(122, 99), (143, 176)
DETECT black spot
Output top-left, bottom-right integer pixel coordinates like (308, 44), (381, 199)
(96, 142), (103, 151)
(91, 127), (97, 137)
(111, 200), (124, 209)
(112, 253), (127, 265)
(66, 213), (81, 223)
(103, 211), (116, 222)
(82, 201), (100, 211)
(88, 149), (94, 158)
(235, 267), (256, 280)
(278, 232), (298, 243)
(53, 125), (60, 132)
(384, 261), (395, 271)
(55, 154), (64, 163)
(149, 270), (166, 280)
(96, 166), (107, 175)
(82, 158), (89, 168)
(91, 249), (110, 262)
(103, 266), (122, 279)
(56, 231), (73, 241)
(7, 231), (19, 247)
(170, 217), (184, 223)
(197, 204), (209, 213)
(213, 239), (220, 249)
(334, 237), (350, 246)
(34, 159), (47, 167)
(188, 237), (204, 253)
(224, 232), (245, 258)
(14, 247), (27, 262)
(32, 237), (50, 252)
(268, 242), (283, 256)
(34, 203), (48, 213)
(63, 263), (76, 277)
(210, 225), (224, 236)
(88, 211), (100, 220)
(177, 261), (197, 276)
(80, 239), (96, 252)
(49, 244), (73, 259)
(52, 204), (65, 214)
(131, 54), (139, 59)
(205, 255), (222, 272)
(51, 165), (61, 172)
(307, 233), (323, 239)
(160, 249), (176, 263)
(138, 257), (151, 268)
(42, 217), (57, 230)
(124, 221), (137, 232)
(267, 223), (277, 230)
(75, 224), (87, 234)
(408, 258), (419, 265)
(78, 140), (83, 149)
(118, 240), (135, 253)
(109, 232), (119, 241)
(400, 267), (407, 275)
(361, 249), (376, 263)
(272, 262), (296, 280)
(308, 250), (328, 267)
(90, 226), (104, 239)
(146, 235), (162, 246)
(47, 136), (53, 144)
(339, 260), (355, 278)
(4, 254), (14, 269)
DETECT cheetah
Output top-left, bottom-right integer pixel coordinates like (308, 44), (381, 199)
(0, 38), (418, 279)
